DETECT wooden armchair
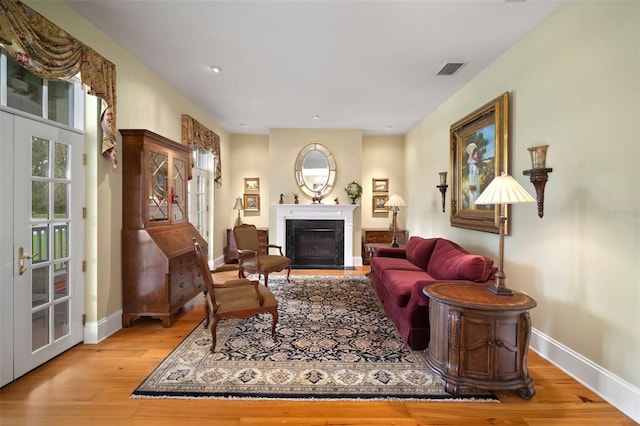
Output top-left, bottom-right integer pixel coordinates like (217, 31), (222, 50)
(193, 238), (278, 353)
(233, 224), (291, 287)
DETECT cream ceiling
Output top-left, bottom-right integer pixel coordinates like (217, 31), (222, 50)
(66, 0), (563, 135)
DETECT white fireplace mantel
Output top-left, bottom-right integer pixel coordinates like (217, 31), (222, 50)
(273, 204), (358, 268)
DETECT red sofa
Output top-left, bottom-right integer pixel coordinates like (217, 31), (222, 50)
(370, 236), (496, 350)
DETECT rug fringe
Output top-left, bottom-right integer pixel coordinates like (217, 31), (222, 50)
(130, 394), (499, 402)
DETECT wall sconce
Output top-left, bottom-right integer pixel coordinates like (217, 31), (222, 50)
(523, 145), (552, 218)
(436, 171), (448, 213)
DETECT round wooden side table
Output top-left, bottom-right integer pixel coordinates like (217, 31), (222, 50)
(423, 282), (537, 399)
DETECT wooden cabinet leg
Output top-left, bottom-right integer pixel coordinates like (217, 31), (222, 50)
(518, 384), (536, 400)
(444, 382), (459, 395)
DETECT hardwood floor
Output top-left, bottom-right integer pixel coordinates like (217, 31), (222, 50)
(0, 268), (634, 425)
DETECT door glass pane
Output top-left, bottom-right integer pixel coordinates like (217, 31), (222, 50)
(31, 181), (49, 219)
(54, 183), (69, 218)
(32, 265), (49, 308)
(48, 80), (73, 127)
(54, 142), (69, 179)
(149, 152), (168, 222)
(32, 138), (49, 177)
(32, 308), (50, 351)
(53, 262), (68, 300)
(54, 224), (68, 259)
(173, 158), (186, 221)
(7, 54), (43, 117)
(54, 301), (69, 340)
(32, 224), (48, 263)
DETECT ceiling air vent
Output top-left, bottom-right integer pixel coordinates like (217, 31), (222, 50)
(437, 62), (465, 76)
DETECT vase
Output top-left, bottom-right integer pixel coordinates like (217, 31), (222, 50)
(350, 198), (356, 205)
(527, 145), (549, 169)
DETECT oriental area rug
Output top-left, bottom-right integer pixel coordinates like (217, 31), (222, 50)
(131, 274), (496, 401)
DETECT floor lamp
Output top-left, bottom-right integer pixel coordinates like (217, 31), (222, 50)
(384, 194), (407, 247)
(233, 197), (243, 227)
(474, 173), (535, 296)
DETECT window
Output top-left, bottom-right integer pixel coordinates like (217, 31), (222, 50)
(1, 51), (83, 130)
(189, 148), (211, 241)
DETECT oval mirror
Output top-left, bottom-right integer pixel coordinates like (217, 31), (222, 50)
(294, 142), (337, 199)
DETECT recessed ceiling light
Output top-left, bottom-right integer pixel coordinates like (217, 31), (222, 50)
(312, 115), (320, 120)
(384, 125), (393, 130)
(239, 123), (248, 127)
(209, 66), (222, 73)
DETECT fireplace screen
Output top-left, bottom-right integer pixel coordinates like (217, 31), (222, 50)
(286, 220), (344, 268)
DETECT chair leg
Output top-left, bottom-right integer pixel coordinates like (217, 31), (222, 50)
(286, 263), (291, 282)
(203, 291), (210, 328)
(263, 272), (269, 288)
(270, 308), (279, 342)
(209, 316), (219, 353)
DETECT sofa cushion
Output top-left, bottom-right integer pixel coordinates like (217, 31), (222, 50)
(380, 269), (436, 307)
(405, 237), (439, 271)
(427, 239), (494, 282)
(375, 247), (407, 259)
(371, 256), (423, 274)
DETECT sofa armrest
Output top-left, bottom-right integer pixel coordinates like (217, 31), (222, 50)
(375, 247), (407, 259)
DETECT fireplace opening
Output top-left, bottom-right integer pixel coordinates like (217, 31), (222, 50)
(286, 219), (344, 269)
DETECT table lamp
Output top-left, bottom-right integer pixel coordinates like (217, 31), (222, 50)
(384, 194), (407, 247)
(233, 197), (243, 227)
(474, 173), (535, 296)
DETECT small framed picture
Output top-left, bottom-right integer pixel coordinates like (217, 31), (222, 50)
(372, 194), (389, 213)
(244, 177), (260, 192)
(372, 178), (389, 193)
(243, 193), (260, 212)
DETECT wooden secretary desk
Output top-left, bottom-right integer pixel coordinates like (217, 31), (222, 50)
(120, 129), (207, 328)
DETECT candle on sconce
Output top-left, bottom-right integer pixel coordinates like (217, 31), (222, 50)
(436, 172), (448, 213)
(438, 172), (447, 186)
(527, 145), (549, 169)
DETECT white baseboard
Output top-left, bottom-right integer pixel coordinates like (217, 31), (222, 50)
(530, 328), (640, 423)
(83, 309), (122, 344)
(213, 254), (225, 269)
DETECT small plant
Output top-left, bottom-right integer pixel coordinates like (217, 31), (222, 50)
(344, 181), (363, 204)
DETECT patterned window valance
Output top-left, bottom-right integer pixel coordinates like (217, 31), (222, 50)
(182, 114), (221, 187)
(0, 1), (118, 169)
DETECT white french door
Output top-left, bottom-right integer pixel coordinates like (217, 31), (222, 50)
(0, 112), (84, 386)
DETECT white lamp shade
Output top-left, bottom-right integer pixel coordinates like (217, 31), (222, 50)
(474, 173), (535, 205)
(232, 197), (243, 210)
(384, 194), (407, 208)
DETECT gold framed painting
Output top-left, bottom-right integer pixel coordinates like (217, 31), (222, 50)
(243, 193), (260, 212)
(372, 178), (389, 193)
(450, 92), (510, 234)
(372, 194), (389, 213)
(244, 177), (260, 192)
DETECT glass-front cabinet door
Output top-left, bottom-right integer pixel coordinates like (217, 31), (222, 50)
(148, 150), (169, 223)
(145, 145), (187, 226)
(172, 157), (186, 222)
